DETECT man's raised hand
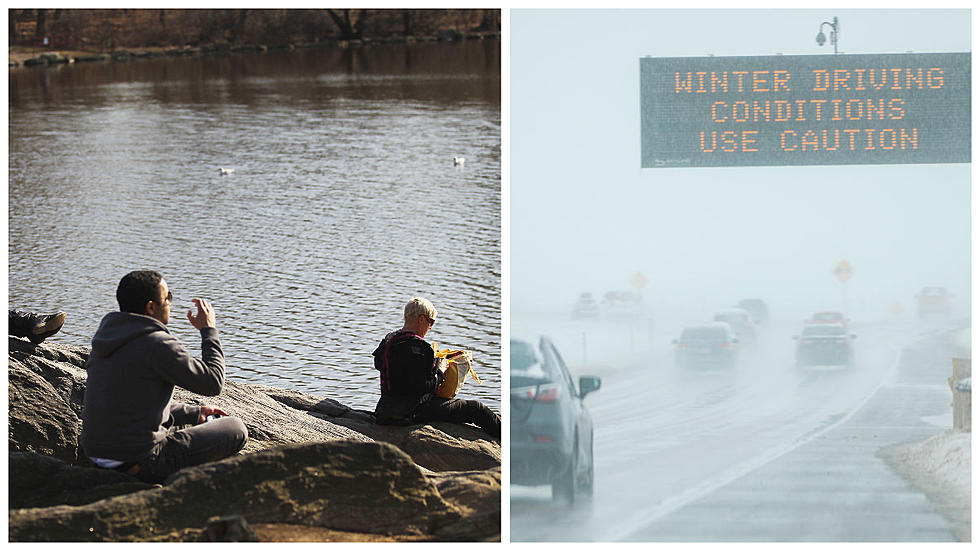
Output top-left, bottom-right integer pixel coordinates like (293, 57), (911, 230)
(187, 298), (216, 330)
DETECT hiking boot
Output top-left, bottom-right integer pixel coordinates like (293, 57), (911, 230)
(19, 311), (66, 344)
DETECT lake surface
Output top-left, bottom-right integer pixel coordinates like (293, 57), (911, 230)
(8, 40), (501, 412)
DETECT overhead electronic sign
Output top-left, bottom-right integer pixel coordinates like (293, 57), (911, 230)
(640, 52), (970, 168)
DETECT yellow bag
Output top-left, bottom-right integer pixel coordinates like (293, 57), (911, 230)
(433, 345), (481, 399)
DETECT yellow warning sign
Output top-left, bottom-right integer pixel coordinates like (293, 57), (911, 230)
(833, 260), (855, 283)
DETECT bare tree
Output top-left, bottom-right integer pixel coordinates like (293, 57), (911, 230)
(402, 9), (413, 36)
(9, 10), (17, 44)
(35, 8), (46, 38)
(231, 9), (248, 43)
(478, 9), (499, 32)
(325, 8), (360, 40)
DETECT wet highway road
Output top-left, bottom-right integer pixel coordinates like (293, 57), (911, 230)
(510, 315), (969, 542)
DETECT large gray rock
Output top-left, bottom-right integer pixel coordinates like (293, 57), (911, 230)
(173, 379), (372, 452)
(8, 337), (500, 541)
(8, 357), (83, 464)
(8, 440), (476, 541)
(9, 451), (153, 509)
(256, 384), (501, 471)
(428, 467), (502, 540)
(8, 337), (91, 415)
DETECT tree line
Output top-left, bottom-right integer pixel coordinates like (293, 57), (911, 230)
(9, 9), (500, 50)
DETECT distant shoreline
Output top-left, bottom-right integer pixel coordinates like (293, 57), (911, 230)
(9, 32), (500, 69)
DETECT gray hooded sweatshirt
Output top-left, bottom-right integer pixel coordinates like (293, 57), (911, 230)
(80, 311), (225, 462)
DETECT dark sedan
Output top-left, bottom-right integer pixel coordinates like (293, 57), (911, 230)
(674, 322), (739, 369)
(511, 336), (601, 503)
(794, 323), (856, 367)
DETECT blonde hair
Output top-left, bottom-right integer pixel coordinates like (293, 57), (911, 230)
(404, 297), (437, 323)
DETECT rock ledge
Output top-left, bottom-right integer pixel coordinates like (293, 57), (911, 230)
(8, 337), (499, 541)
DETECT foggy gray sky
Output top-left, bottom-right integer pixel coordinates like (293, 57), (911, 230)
(510, 9), (971, 321)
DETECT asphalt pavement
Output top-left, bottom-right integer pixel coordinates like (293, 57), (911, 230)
(626, 380), (957, 541)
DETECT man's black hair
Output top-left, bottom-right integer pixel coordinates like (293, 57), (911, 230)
(117, 270), (164, 314)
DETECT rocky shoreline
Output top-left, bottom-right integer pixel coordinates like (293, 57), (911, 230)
(8, 336), (500, 541)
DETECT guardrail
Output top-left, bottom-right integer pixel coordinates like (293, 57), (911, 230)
(949, 358), (971, 432)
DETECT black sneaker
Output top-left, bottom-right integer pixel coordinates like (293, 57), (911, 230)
(28, 312), (66, 344)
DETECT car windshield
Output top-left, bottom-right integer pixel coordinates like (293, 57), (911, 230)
(511, 339), (540, 372)
(813, 313), (842, 321)
(681, 326), (727, 340)
(802, 325), (847, 336)
(511, 338), (557, 380)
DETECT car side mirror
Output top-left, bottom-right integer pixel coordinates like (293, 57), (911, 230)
(850, 334), (857, 339)
(732, 337), (739, 344)
(579, 375), (601, 398)
(671, 339), (678, 344)
(792, 335), (799, 340)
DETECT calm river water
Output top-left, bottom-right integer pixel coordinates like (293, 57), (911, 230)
(8, 41), (501, 412)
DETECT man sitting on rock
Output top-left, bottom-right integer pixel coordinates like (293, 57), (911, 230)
(81, 270), (248, 484)
(9, 309), (66, 344)
(373, 297), (500, 438)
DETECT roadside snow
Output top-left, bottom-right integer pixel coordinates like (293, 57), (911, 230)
(921, 412), (954, 428)
(882, 429), (971, 541)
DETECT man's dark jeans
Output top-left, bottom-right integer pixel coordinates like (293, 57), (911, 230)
(134, 416), (248, 484)
(414, 397), (501, 438)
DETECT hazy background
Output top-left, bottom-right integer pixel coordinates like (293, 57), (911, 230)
(511, 9), (971, 326)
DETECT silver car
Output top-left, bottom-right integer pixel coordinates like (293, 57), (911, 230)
(511, 336), (601, 503)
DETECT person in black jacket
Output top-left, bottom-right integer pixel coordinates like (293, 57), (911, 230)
(373, 297), (500, 438)
(81, 270), (248, 483)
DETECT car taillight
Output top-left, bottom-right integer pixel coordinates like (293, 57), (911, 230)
(533, 384), (560, 402)
(514, 383), (560, 402)
(676, 343), (688, 349)
(534, 435), (553, 443)
(719, 342), (732, 348)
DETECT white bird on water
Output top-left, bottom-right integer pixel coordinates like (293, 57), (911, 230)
(218, 167), (235, 176)
(453, 157), (465, 167)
